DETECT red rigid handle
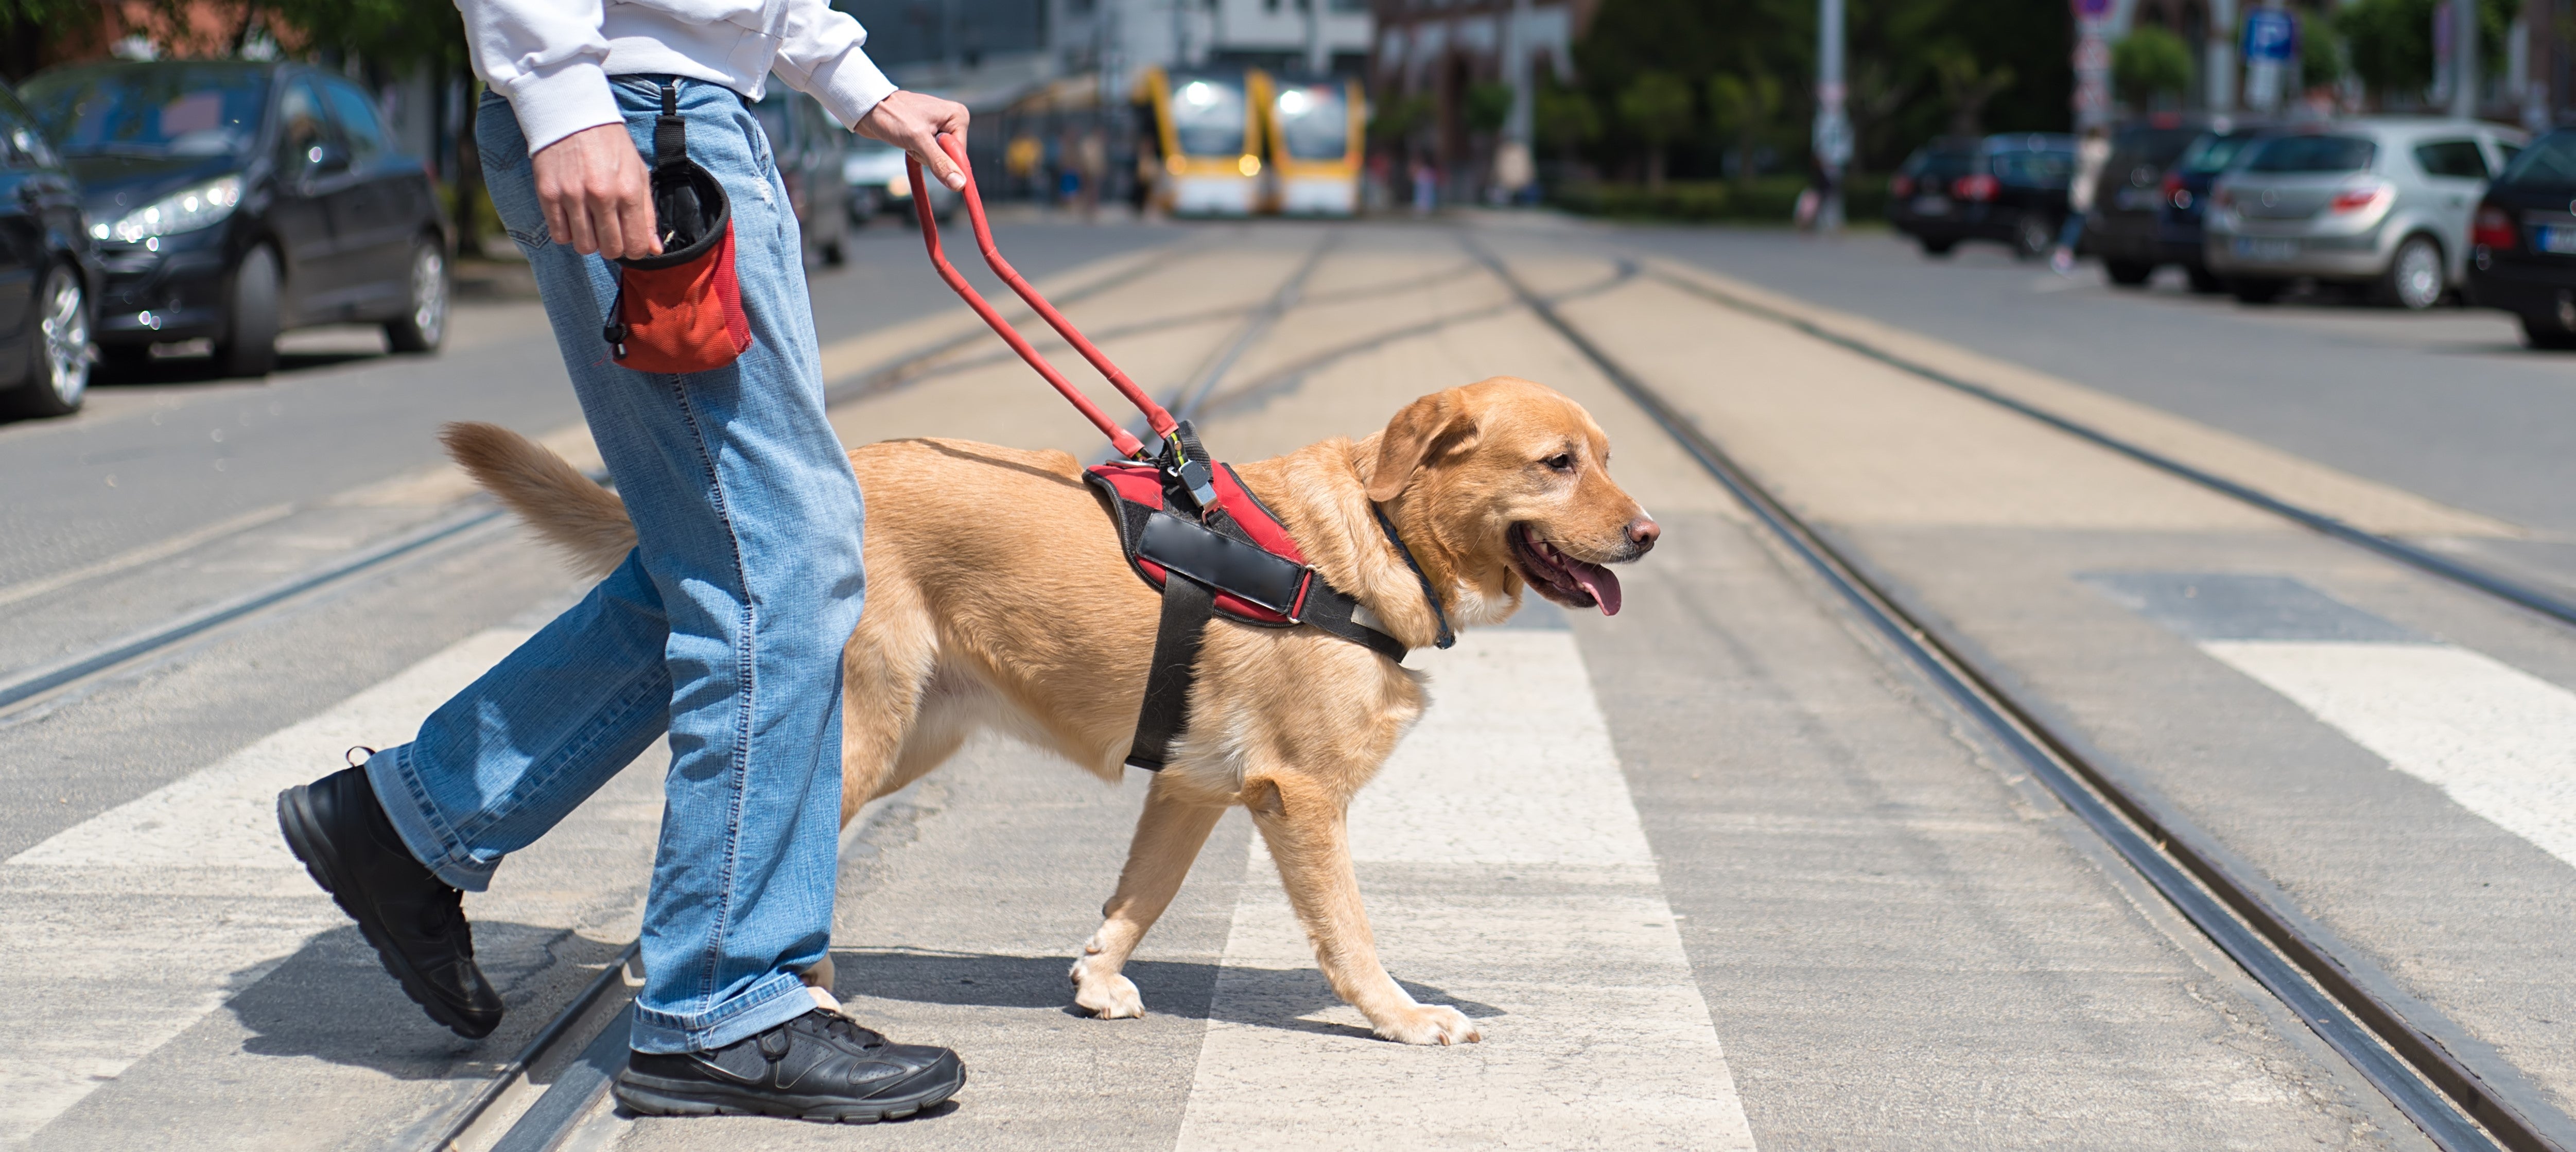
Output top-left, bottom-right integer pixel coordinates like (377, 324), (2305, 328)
(907, 134), (1174, 460)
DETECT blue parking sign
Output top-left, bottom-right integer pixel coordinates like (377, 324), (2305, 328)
(2243, 8), (2296, 62)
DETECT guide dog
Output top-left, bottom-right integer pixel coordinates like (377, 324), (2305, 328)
(444, 374), (1657, 1045)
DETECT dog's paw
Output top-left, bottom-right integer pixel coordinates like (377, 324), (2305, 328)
(1069, 956), (1145, 1019)
(1371, 1003), (1481, 1045)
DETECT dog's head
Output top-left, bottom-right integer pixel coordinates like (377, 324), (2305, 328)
(1365, 376), (1657, 618)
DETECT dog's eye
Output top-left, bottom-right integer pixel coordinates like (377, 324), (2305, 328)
(1545, 453), (1574, 472)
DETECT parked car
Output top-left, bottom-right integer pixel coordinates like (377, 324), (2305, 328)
(2154, 125), (2273, 292)
(843, 134), (959, 226)
(1889, 133), (2079, 260)
(751, 86), (848, 266)
(2204, 118), (2525, 308)
(2083, 119), (2208, 286)
(18, 60), (449, 377)
(2465, 129), (2576, 348)
(0, 80), (99, 418)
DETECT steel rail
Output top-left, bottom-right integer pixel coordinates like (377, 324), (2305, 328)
(1467, 234), (2558, 1152)
(1640, 263), (2576, 636)
(422, 942), (641, 1151)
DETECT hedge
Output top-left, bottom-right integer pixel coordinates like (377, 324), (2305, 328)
(1552, 175), (1891, 224)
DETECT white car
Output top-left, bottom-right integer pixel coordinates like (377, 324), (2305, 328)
(844, 136), (959, 225)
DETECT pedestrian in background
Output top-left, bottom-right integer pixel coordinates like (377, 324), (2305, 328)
(274, 0), (979, 1125)
(1412, 158), (1438, 215)
(2055, 123), (2113, 276)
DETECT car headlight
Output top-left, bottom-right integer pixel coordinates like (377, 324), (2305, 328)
(92, 175), (243, 243)
(885, 175), (912, 198)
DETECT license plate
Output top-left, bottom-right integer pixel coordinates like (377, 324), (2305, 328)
(2539, 226), (2576, 255)
(1911, 195), (1952, 216)
(2116, 188), (2162, 212)
(2233, 236), (2299, 261)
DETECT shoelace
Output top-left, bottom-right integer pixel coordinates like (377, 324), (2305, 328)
(806, 1008), (887, 1051)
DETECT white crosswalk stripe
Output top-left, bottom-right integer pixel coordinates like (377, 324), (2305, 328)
(2204, 639), (2576, 871)
(0, 629), (529, 1147)
(1175, 628), (1759, 1150)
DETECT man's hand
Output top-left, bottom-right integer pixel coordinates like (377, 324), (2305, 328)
(532, 123), (661, 260)
(857, 91), (972, 191)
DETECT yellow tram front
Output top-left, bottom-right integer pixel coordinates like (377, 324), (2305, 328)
(1258, 75), (1364, 217)
(1138, 66), (1267, 217)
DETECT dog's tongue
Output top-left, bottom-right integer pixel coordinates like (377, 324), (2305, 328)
(1568, 560), (1622, 616)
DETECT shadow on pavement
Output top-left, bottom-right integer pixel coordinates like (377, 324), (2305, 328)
(828, 947), (1504, 1038)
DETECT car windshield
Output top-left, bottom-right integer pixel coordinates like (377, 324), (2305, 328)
(1993, 149), (2074, 185)
(2116, 127), (2201, 168)
(2246, 134), (2375, 173)
(1904, 149), (1977, 182)
(1168, 75), (1246, 158)
(2180, 131), (2262, 174)
(2497, 132), (2576, 187)
(1273, 82), (1348, 161)
(20, 63), (268, 159)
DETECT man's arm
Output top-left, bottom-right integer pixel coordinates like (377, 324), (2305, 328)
(771, 0), (971, 190)
(457, 0), (657, 259)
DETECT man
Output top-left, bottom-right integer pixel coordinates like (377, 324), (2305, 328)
(273, 0), (974, 1123)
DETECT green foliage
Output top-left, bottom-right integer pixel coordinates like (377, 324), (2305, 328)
(2301, 16), (2344, 87)
(1368, 93), (1434, 145)
(264, 0), (469, 71)
(1464, 81), (1516, 135)
(1929, 44), (2015, 135)
(2112, 25), (2194, 109)
(2337, 0), (2518, 104)
(1617, 72), (1694, 146)
(1708, 68), (1782, 185)
(1535, 83), (1602, 156)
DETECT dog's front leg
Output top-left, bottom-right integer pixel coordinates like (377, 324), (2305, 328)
(1245, 774), (1480, 1045)
(1072, 774), (1227, 1019)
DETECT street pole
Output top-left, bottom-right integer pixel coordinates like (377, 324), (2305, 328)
(2451, 0), (2480, 118)
(2074, 0), (2112, 129)
(1814, 0), (1849, 232)
(1303, 0), (1327, 76)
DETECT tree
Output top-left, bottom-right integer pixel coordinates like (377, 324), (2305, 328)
(1535, 82), (1602, 167)
(2112, 25), (2194, 112)
(2337, 0), (2518, 108)
(1930, 46), (2014, 137)
(1464, 81), (1516, 135)
(1617, 72), (1694, 190)
(1707, 67), (1781, 190)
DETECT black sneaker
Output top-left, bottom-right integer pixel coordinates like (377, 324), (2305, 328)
(277, 764), (503, 1039)
(616, 1008), (965, 1123)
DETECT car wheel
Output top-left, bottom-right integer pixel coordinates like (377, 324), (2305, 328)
(1919, 237), (1957, 257)
(215, 245), (281, 377)
(2375, 234), (2445, 310)
(2520, 312), (2576, 350)
(2185, 263), (2227, 294)
(384, 240), (449, 354)
(2014, 213), (2057, 260)
(2104, 260), (2155, 287)
(2231, 277), (2287, 304)
(1, 264), (92, 418)
(821, 236), (847, 267)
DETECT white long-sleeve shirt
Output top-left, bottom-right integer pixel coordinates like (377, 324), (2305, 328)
(456, 0), (898, 155)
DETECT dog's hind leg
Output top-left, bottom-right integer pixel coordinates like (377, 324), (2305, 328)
(1245, 771), (1480, 1045)
(1071, 774), (1227, 1019)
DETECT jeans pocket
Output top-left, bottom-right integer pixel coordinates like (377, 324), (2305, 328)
(474, 93), (553, 252)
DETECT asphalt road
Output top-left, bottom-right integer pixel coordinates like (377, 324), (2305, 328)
(8, 215), (2576, 1150)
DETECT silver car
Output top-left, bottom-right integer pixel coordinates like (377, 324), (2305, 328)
(2205, 118), (2525, 309)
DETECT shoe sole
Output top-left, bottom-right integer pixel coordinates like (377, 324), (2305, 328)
(276, 786), (498, 1040)
(612, 1065), (966, 1124)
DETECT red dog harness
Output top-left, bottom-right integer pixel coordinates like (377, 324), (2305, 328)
(907, 137), (1440, 771)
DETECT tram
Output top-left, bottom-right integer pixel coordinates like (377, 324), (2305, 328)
(1136, 65), (1268, 217)
(1259, 74), (1364, 217)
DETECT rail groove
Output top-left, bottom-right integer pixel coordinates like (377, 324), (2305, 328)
(1467, 232), (2562, 1152)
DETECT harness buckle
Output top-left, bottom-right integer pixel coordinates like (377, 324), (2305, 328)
(1161, 428), (1219, 513)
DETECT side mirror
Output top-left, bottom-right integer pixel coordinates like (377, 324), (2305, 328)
(305, 142), (351, 173)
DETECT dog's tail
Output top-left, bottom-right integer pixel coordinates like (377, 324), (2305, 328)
(441, 422), (636, 579)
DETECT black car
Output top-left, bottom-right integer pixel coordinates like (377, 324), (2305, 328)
(1890, 133), (2079, 259)
(20, 60), (449, 377)
(0, 80), (99, 418)
(2154, 126), (2272, 293)
(2083, 119), (2206, 286)
(2466, 129), (2576, 349)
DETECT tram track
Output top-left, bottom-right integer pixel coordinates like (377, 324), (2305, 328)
(1464, 232), (2568, 1152)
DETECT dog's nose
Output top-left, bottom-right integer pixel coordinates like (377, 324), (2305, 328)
(1626, 516), (1660, 551)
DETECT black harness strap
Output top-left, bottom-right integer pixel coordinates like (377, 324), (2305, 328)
(1127, 573), (1214, 771)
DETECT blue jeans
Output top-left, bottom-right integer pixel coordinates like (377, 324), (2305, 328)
(366, 77), (864, 1054)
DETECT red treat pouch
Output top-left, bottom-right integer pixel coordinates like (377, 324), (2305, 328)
(601, 83), (751, 374)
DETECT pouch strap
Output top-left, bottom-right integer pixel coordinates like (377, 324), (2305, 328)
(1126, 574), (1214, 772)
(653, 82), (686, 170)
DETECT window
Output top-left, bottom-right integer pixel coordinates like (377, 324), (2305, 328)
(19, 62), (269, 159)
(2180, 131), (2260, 174)
(1992, 149), (2074, 186)
(2413, 139), (2487, 179)
(319, 78), (390, 165)
(276, 78), (333, 170)
(2245, 134), (2375, 173)
(2498, 132), (2576, 187)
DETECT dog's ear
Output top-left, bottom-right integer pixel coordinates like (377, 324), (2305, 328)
(1367, 390), (1478, 502)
